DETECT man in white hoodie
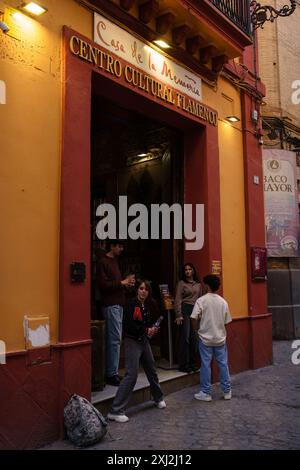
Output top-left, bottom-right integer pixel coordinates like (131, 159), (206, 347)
(191, 274), (232, 402)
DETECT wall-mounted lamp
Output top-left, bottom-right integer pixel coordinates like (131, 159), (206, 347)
(153, 40), (170, 49)
(21, 2), (48, 16)
(226, 116), (240, 123)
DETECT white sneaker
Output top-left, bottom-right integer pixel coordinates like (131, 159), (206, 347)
(223, 390), (232, 400)
(107, 413), (129, 423)
(194, 391), (212, 402)
(155, 400), (166, 409)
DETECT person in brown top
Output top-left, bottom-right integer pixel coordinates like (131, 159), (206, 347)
(97, 240), (135, 386)
(174, 263), (202, 373)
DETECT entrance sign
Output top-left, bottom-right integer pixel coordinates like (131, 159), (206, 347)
(94, 13), (202, 101)
(69, 36), (218, 126)
(69, 33), (217, 126)
(263, 149), (300, 257)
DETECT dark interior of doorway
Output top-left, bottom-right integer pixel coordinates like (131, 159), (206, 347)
(90, 94), (183, 386)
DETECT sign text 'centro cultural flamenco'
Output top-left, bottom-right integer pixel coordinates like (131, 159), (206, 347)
(68, 14), (217, 126)
(263, 149), (300, 257)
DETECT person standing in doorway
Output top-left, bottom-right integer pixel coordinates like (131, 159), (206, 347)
(107, 279), (166, 422)
(174, 263), (202, 373)
(97, 240), (135, 386)
(191, 274), (232, 401)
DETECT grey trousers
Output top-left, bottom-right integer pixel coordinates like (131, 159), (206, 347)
(110, 336), (163, 415)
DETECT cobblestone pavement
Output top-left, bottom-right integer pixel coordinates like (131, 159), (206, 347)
(44, 341), (300, 450)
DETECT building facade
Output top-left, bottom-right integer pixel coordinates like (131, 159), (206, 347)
(258, 1), (300, 339)
(0, 0), (272, 449)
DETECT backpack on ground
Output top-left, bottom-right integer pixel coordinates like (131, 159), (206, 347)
(64, 394), (108, 447)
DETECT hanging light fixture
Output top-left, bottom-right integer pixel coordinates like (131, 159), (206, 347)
(250, 0), (297, 30)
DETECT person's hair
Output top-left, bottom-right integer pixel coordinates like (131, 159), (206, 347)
(107, 239), (125, 250)
(181, 262), (200, 283)
(136, 279), (152, 299)
(203, 274), (221, 292)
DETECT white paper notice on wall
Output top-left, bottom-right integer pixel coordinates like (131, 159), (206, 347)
(0, 340), (6, 364)
(0, 80), (6, 104)
(23, 315), (50, 349)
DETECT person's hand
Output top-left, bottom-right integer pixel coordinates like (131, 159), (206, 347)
(175, 317), (184, 326)
(121, 274), (135, 287)
(128, 274), (135, 287)
(147, 326), (159, 338)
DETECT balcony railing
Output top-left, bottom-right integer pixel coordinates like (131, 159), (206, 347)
(209, 0), (252, 36)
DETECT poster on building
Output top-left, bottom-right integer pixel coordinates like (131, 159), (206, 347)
(158, 284), (174, 310)
(263, 149), (300, 257)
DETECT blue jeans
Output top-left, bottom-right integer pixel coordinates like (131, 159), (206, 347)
(199, 340), (231, 395)
(102, 305), (123, 377)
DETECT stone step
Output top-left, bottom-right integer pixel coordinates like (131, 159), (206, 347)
(92, 368), (199, 415)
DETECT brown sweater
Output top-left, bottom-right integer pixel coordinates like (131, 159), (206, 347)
(97, 255), (125, 307)
(174, 280), (202, 318)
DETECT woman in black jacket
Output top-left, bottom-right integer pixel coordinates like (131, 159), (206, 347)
(107, 280), (166, 422)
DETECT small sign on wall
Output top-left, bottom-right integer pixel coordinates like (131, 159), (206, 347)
(159, 284), (174, 310)
(212, 260), (222, 276)
(251, 247), (267, 281)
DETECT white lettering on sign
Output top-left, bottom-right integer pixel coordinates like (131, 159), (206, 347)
(94, 13), (202, 101)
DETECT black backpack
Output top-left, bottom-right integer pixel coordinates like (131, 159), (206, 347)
(64, 394), (107, 447)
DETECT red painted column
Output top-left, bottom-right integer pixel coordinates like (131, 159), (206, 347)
(60, 28), (92, 343)
(242, 40), (272, 368)
(59, 28), (92, 414)
(184, 124), (222, 282)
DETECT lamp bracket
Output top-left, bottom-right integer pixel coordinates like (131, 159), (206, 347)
(250, 0), (297, 29)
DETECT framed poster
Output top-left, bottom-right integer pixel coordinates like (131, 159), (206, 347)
(263, 149), (300, 257)
(251, 247), (267, 281)
(159, 284), (174, 310)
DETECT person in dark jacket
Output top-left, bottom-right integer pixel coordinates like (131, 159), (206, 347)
(107, 280), (166, 422)
(97, 240), (135, 386)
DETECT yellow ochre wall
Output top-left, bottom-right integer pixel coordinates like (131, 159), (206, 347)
(204, 80), (248, 318)
(0, 0), (91, 351)
(0, 0), (247, 352)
